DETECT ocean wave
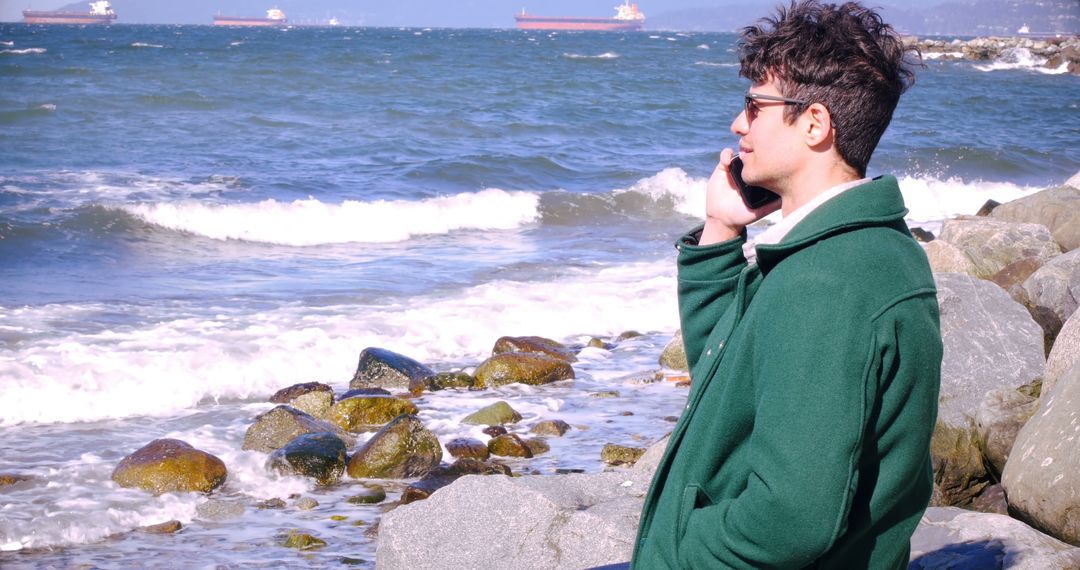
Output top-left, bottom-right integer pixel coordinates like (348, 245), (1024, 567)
(130, 42), (165, 48)
(0, 48), (46, 55)
(973, 47), (1066, 74)
(693, 61), (738, 67)
(119, 188), (542, 245)
(0, 259), (678, 426)
(897, 174), (1042, 225)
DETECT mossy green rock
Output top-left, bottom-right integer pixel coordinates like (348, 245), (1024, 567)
(266, 432), (347, 486)
(112, 439), (227, 495)
(270, 382), (335, 419)
(329, 396), (419, 432)
(283, 531), (327, 550)
(461, 401), (522, 426)
(488, 433), (533, 458)
(492, 335), (577, 362)
(473, 353), (575, 389)
(242, 405), (350, 453)
(600, 443), (646, 466)
(346, 415), (442, 479)
(659, 330), (689, 371)
(930, 420), (991, 507)
(346, 484), (387, 504)
(531, 419), (571, 437)
(424, 371), (476, 391)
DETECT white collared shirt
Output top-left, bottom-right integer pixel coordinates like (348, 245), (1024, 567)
(742, 178), (870, 266)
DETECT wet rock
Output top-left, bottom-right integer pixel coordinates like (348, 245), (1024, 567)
(1002, 362), (1080, 546)
(266, 432), (348, 486)
(970, 484), (1009, 516)
(991, 183), (1080, 252)
(445, 438), (489, 460)
(482, 426), (507, 438)
(1044, 307), (1080, 395)
(422, 371), (475, 391)
(400, 458), (512, 504)
(525, 438), (550, 456)
(461, 401), (522, 426)
(349, 347), (436, 392)
(531, 419), (571, 437)
(974, 199), (1001, 217)
(938, 217), (1061, 279)
(242, 405), (351, 453)
(590, 390), (619, 399)
(616, 330), (643, 341)
(492, 335), (577, 362)
(257, 498), (287, 509)
(112, 439), (227, 495)
(283, 530), (327, 550)
(139, 520), (182, 534)
(586, 337), (610, 349)
(488, 433), (533, 458)
(195, 499), (245, 521)
(910, 226), (935, 242)
(659, 330), (688, 371)
(0, 473), (32, 487)
(346, 415), (442, 479)
(269, 382), (334, 419)
(909, 507), (1080, 568)
(473, 352), (575, 389)
(923, 240), (976, 275)
(295, 497), (319, 510)
(347, 484), (387, 505)
(329, 395), (418, 433)
(601, 444), (646, 467)
(975, 387), (1039, 479)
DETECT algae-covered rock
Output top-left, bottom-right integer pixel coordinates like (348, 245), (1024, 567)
(269, 382), (335, 419)
(492, 335), (577, 362)
(600, 444), (646, 466)
(349, 347), (435, 391)
(283, 530), (327, 550)
(423, 371), (476, 391)
(112, 438), (227, 495)
(266, 432), (347, 486)
(473, 353), (575, 389)
(139, 520), (183, 534)
(0, 473), (32, 487)
(930, 421), (990, 508)
(346, 484), (387, 505)
(329, 395), (419, 432)
(531, 419), (571, 437)
(242, 405), (350, 453)
(488, 433), (533, 458)
(461, 401), (522, 426)
(659, 330), (688, 371)
(346, 415), (442, 479)
(525, 438), (550, 456)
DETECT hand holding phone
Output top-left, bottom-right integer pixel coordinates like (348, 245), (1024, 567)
(729, 154), (780, 209)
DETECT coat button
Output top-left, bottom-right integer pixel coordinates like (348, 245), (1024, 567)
(718, 340), (725, 350)
(706, 349), (712, 357)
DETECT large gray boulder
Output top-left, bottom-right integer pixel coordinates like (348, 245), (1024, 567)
(1002, 361), (1080, 547)
(1044, 307), (1080, 395)
(974, 388), (1039, 479)
(938, 218), (1061, 279)
(922, 240), (976, 276)
(991, 184), (1080, 252)
(935, 273), (1046, 427)
(1018, 249), (1080, 348)
(376, 471), (649, 570)
(909, 507), (1080, 569)
(932, 273), (1046, 506)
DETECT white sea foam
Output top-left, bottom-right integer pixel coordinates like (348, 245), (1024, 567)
(0, 41), (13, 47)
(131, 42), (164, 48)
(1, 48), (46, 55)
(562, 52), (619, 60)
(694, 61), (738, 67)
(922, 52), (964, 60)
(974, 47), (1064, 74)
(0, 259), (678, 426)
(898, 175), (1040, 228)
(119, 188), (542, 245)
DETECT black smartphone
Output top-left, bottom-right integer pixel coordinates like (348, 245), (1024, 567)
(729, 155), (780, 209)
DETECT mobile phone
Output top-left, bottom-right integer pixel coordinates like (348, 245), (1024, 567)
(729, 155), (780, 209)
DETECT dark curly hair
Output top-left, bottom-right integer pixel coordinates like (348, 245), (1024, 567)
(738, 1), (920, 176)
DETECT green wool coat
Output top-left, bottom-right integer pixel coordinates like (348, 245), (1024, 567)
(632, 176), (942, 569)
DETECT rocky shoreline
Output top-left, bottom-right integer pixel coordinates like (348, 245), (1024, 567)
(904, 34), (1080, 74)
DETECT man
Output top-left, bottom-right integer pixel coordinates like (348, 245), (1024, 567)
(632, 1), (941, 568)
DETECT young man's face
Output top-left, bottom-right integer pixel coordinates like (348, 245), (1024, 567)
(729, 78), (807, 194)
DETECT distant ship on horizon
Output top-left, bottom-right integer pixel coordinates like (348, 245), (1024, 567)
(516, 1), (645, 32)
(213, 7), (288, 27)
(23, 1), (117, 25)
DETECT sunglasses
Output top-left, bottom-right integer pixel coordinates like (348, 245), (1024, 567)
(744, 92), (809, 120)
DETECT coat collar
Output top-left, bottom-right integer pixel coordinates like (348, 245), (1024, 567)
(754, 175), (910, 273)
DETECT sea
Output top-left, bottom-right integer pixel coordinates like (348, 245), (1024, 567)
(1, 23), (1077, 569)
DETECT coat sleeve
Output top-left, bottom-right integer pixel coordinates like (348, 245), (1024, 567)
(676, 272), (881, 568)
(675, 225), (748, 371)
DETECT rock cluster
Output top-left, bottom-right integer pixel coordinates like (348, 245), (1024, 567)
(905, 35), (1080, 74)
(376, 173), (1080, 567)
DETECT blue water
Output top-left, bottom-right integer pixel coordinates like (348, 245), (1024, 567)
(0, 23), (1077, 568)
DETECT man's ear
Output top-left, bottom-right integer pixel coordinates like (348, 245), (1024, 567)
(804, 103), (833, 147)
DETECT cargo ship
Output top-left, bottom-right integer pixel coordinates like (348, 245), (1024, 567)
(515, 1), (645, 32)
(213, 8), (288, 27)
(23, 1), (117, 25)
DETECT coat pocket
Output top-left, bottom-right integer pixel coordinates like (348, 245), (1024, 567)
(675, 484), (713, 544)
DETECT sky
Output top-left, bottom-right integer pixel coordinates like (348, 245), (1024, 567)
(1, 0), (951, 27)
